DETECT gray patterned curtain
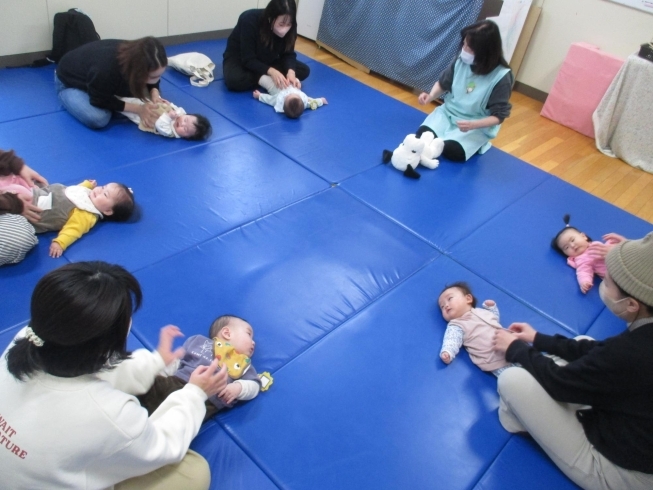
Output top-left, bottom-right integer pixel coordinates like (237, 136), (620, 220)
(317, 0), (484, 93)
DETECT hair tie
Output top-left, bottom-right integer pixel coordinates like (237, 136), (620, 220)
(25, 326), (44, 347)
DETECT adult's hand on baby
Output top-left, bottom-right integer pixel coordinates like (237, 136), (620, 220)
(507, 322), (537, 344)
(19, 164), (48, 187)
(139, 102), (159, 128)
(440, 352), (452, 364)
(418, 92), (431, 105)
(19, 195), (43, 222)
(268, 67), (289, 89)
(493, 329), (516, 354)
(189, 359), (229, 397)
(157, 325), (185, 366)
(22, 203), (43, 222)
(603, 232), (626, 245)
(287, 69), (301, 89)
(149, 88), (170, 105)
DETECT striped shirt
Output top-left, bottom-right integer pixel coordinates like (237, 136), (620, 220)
(0, 214), (38, 266)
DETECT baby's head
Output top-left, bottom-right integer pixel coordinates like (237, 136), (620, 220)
(283, 94), (304, 119)
(174, 114), (212, 141)
(438, 282), (477, 322)
(209, 315), (255, 357)
(551, 214), (591, 258)
(90, 183), (135, 221)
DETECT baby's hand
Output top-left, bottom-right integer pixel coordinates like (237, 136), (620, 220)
(88, 179), (97, 188)
(219, 383), (242, 405)
(49, 242), (64, 258)
(253, 90), (261, 99)
(440, 352), (452, 364)
(483, 299), (496, 307)
(157, 325), (185, 366)
(321, 97), (328, 105)
(580, 282), (593, 294)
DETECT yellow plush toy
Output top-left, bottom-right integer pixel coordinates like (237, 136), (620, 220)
(213, 340), (251, 379)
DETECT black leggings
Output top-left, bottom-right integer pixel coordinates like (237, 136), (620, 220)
(415, 125), (467, 163)
(223, 57), (311, 92)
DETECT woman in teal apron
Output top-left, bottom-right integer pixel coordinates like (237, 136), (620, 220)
(417, 20), (513, 162)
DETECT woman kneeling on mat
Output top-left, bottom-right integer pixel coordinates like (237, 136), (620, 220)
(223, 0), (310, 92)
(417, 20), (513, 162)
(493, 233), (653, 490)
(0, 262), (229, 489)
(55, 37), (167, 129)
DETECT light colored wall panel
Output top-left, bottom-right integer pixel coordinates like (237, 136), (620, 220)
(168, 0), (258, 36)
(47, 0), (168, 40)
(0, 0), (50, 56)
(517, 0), (652, 92)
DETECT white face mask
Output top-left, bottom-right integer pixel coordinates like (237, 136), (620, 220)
(460, 49), (475, 65)
(273, 25), (291, 37)
(599, 281), (630, 319)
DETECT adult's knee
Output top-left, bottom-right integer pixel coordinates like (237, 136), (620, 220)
(497, 367), (534, 401)
(83, 113), (112, 129)
(442, 140), (467, 162)
(184, 450), (211, 490)
(294, 61), (310, 81)
(223, 64), (256, 92)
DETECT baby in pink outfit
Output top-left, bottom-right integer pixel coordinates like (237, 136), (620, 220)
(438, 282), (514, 376)
(551, 215), (624, 293)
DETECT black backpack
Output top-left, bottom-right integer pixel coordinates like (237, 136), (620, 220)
(49, 8), (100, 62)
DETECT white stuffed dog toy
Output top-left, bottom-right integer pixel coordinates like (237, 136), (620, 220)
(382, 133), (443, 179)
(417, 131), (444, 170)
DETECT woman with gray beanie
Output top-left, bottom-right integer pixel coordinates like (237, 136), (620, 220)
(492, 232), (653, 490)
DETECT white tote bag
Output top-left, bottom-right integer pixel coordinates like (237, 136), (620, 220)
(167, 52), (215, 87)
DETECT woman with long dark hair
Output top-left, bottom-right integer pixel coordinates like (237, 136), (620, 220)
(56, 37), (168, 129)
(417, 20), (513, 162)
(223, 0), (310, 92)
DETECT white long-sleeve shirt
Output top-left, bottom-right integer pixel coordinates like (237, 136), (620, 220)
(0, 328), (207, 489)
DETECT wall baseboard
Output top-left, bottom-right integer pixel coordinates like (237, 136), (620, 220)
(513, 81), (548, 103)
(0, 29), (232, 69)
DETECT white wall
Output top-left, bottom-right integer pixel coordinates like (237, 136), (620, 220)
(3, 0), (652, 97)
(0, 0), (258, 57)
(517, 0), (653, 92)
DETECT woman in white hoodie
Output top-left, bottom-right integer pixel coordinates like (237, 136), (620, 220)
(0, 261), (228, 489)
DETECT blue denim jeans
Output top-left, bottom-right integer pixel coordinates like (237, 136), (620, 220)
(54, 72), (112, 129)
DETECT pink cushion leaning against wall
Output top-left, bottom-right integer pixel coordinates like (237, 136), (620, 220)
(541, 42), (624, 138)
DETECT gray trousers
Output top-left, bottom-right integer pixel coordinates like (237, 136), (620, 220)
(497, 367), (653, 490)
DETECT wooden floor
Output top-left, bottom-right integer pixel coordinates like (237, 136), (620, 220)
(296, 37), (653, 224)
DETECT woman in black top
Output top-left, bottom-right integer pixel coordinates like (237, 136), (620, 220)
(223, 0), (310, 92)
(56, 37), (167, 129)
(493, 233), (653, 489)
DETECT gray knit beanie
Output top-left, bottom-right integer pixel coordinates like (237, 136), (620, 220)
(606, 232), (653, 307)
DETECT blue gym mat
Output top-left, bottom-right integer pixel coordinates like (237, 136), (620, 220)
(1, 38), (651, 489)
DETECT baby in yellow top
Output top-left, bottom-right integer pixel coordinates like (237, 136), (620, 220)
(0, 175), (135, 258)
